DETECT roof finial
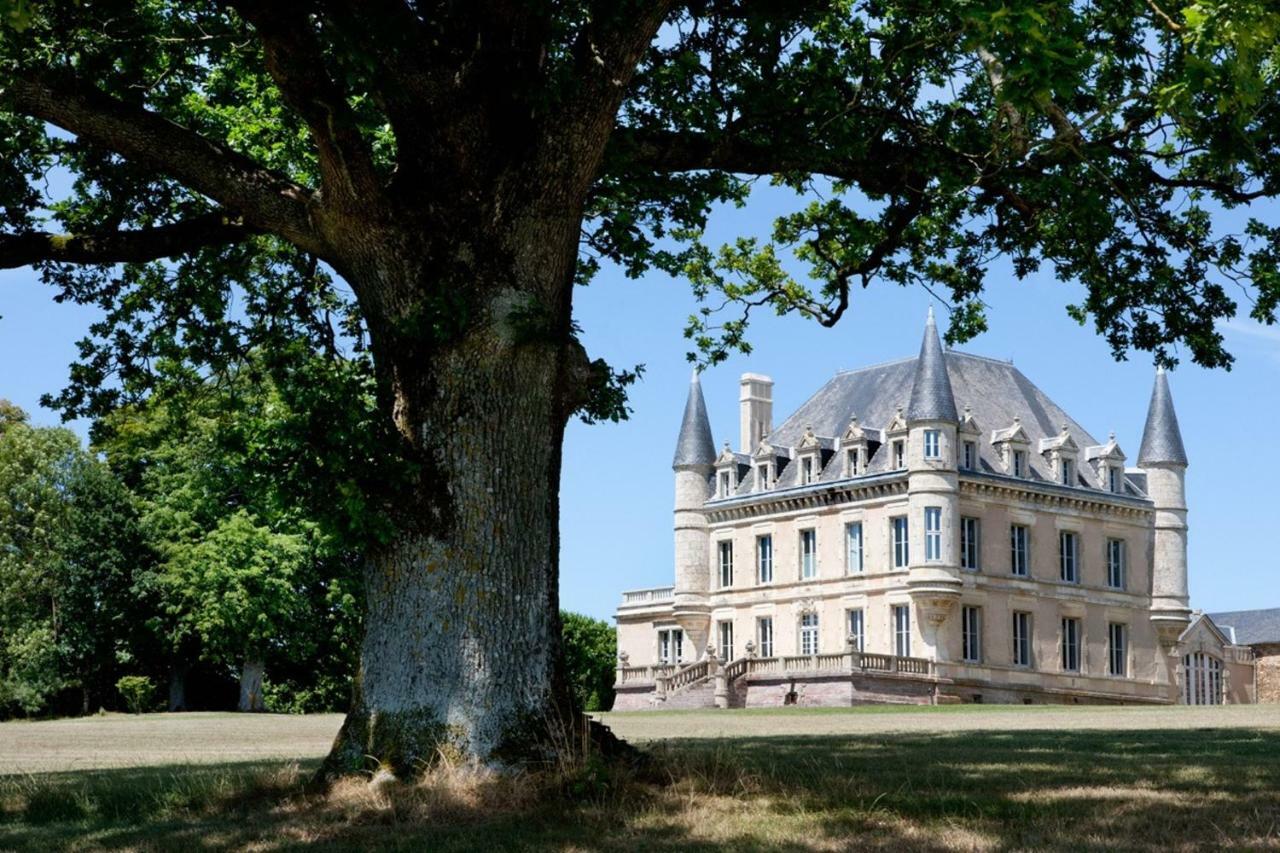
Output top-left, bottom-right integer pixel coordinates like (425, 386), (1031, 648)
(927, 304), (936, 325)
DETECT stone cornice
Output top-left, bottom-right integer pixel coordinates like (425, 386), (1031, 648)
(960, 471), (1153, 520)
(705, 472), (909, 523)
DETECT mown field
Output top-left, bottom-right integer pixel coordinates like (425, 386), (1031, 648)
(2, 705), (1278, 851)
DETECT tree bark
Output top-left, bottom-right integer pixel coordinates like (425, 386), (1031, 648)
(238, 659), (266, 712)
(320, 303), (576, 775)
(168, 665), (188, 712)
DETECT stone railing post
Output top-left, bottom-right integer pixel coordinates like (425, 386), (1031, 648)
(846, 635), (861, 672)
(889, 654), (899, 674)
(616, 651), (629, 685)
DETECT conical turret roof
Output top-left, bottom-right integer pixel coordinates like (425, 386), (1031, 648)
(672, 370), (716, 468)
(906, 307), (958, 423)
(1138, 367), (1188, 466)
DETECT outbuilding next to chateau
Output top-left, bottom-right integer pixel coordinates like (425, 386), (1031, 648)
(614, 311), (1257, 710)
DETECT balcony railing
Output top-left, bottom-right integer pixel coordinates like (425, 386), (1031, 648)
(745, 651), (935, 678)
(619, 586), (675, 606)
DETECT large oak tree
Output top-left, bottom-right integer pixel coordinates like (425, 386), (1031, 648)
(1, 1), (1277, 773)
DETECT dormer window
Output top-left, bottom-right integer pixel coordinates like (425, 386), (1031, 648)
(1061, 459), (1075, 486)
(962, 441), (977, 470)
(924, 430), (941, 460)
(800, 456), (815, 485)
(755, 463), (774, 491)
(893, 440), (906, 469)
(1013, 450), (1027, 478)
(846, 448), (862, 476)
(717, 470), (734, 498)
(1108, 466), (1122, 494)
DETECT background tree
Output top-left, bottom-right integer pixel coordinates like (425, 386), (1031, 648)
(0, 1), (1277, 772)
(0, 408), (144, 717)
(560, 612), (618, 713)
(101, 356), (373, 714)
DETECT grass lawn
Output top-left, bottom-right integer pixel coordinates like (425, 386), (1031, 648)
(2, 705), (1278, 850)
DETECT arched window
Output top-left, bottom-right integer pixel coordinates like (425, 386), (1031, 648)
(1182, 652), (1224, 705)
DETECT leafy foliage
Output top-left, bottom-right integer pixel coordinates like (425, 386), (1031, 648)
(115, 675), (155, 715)
(561, 612), (618, 713)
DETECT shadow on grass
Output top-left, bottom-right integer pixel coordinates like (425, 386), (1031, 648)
(2, 729), (1279, 851)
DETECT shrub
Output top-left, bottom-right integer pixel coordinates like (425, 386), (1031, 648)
(116, 676), (155, 715)
(561, 612), (616, 712)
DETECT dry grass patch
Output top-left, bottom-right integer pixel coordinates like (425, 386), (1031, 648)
(2, 710), (1280, 850)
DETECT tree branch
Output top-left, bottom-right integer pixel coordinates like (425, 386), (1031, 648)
(229, 3), (382, 209)
(0, 212), (257, 270)
(2, 73), (325, 256)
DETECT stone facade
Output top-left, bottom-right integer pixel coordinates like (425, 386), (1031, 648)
(1256, 645), (1280, 704)
(616, 313), (1256, 709)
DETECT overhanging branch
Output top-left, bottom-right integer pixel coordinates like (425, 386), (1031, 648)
(3, 73), (325, 256)
(0, 212), (257, 270)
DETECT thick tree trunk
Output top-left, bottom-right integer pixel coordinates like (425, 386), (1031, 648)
(168, 665), (188, 712)
(238, 658), (266, 712)
(322, 325), (575, 775)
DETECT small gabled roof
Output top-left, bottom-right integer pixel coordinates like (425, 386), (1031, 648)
(1138, 368), (1188, 467)
(1085, 432), (1126, 462)
(991, 417), (1030, 445)
(1038, 424), (1079, 454)
(958, 405), (982, 436)
(906, 307), (959, 423)
(673, 371), (716, 468)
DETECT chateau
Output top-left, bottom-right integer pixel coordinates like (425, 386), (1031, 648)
(614, 311), (1257, 709)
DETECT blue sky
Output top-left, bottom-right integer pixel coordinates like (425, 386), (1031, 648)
(2, 194), (1278, 623)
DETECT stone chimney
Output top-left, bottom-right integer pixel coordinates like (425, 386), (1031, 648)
(739, 373), (773, 453)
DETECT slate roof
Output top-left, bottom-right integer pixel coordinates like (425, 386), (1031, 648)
(1206, 609), (1280, 645)
(724, 349), (1144, 496)
(906, 307), (959, 423)
(672, 371), (716, 468)
(1138, 368), (1188, 466)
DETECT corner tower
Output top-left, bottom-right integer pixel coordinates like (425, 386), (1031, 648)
(1139, 367), (1192, 646)
(672, 370), (715, 658)
(905, 308), (963, 659)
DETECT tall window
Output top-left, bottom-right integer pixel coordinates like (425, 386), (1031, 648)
(717, 470), (733, 497)
(1013, 450), (1027, 478)
(924, 507), (942, 561)
(1059, 531), (1079, 583)
(801, 456), (815, 485)
(757, 617), (774, 658)
(1108, 623), (1127, 677)
(718, 540), (734, 588)
(1061, 458), (1075, 486)
(893, 604), (912, 657)
(1108, 466), (1122, 493)
(1012, 611), (1032, 667)
(658, 628), (684, 665)
(962, 440), (977, 470)
(756, 535), (774, 584)
(961, 517), (980, 571)
(718, 620), (735, 661)
(1183, 652), (1223, 705)
(847, 448), (862, 476)
(923, 429), (941, 459)
(961, 606), (982, 663)
(845, 522), (864, 573)
(847, 609), (865, 651)
(1060, 617), (1081, 672)
(800, 612), (819, 655)
(1106, 538), (1126, 590)
(800, 529), (817, 579)
(892, 517), (909, 569)
(1011, 525), (1029, 576)
(893, 440), (905, 469)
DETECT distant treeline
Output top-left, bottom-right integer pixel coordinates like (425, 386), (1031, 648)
(0, 367), (615, 717)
